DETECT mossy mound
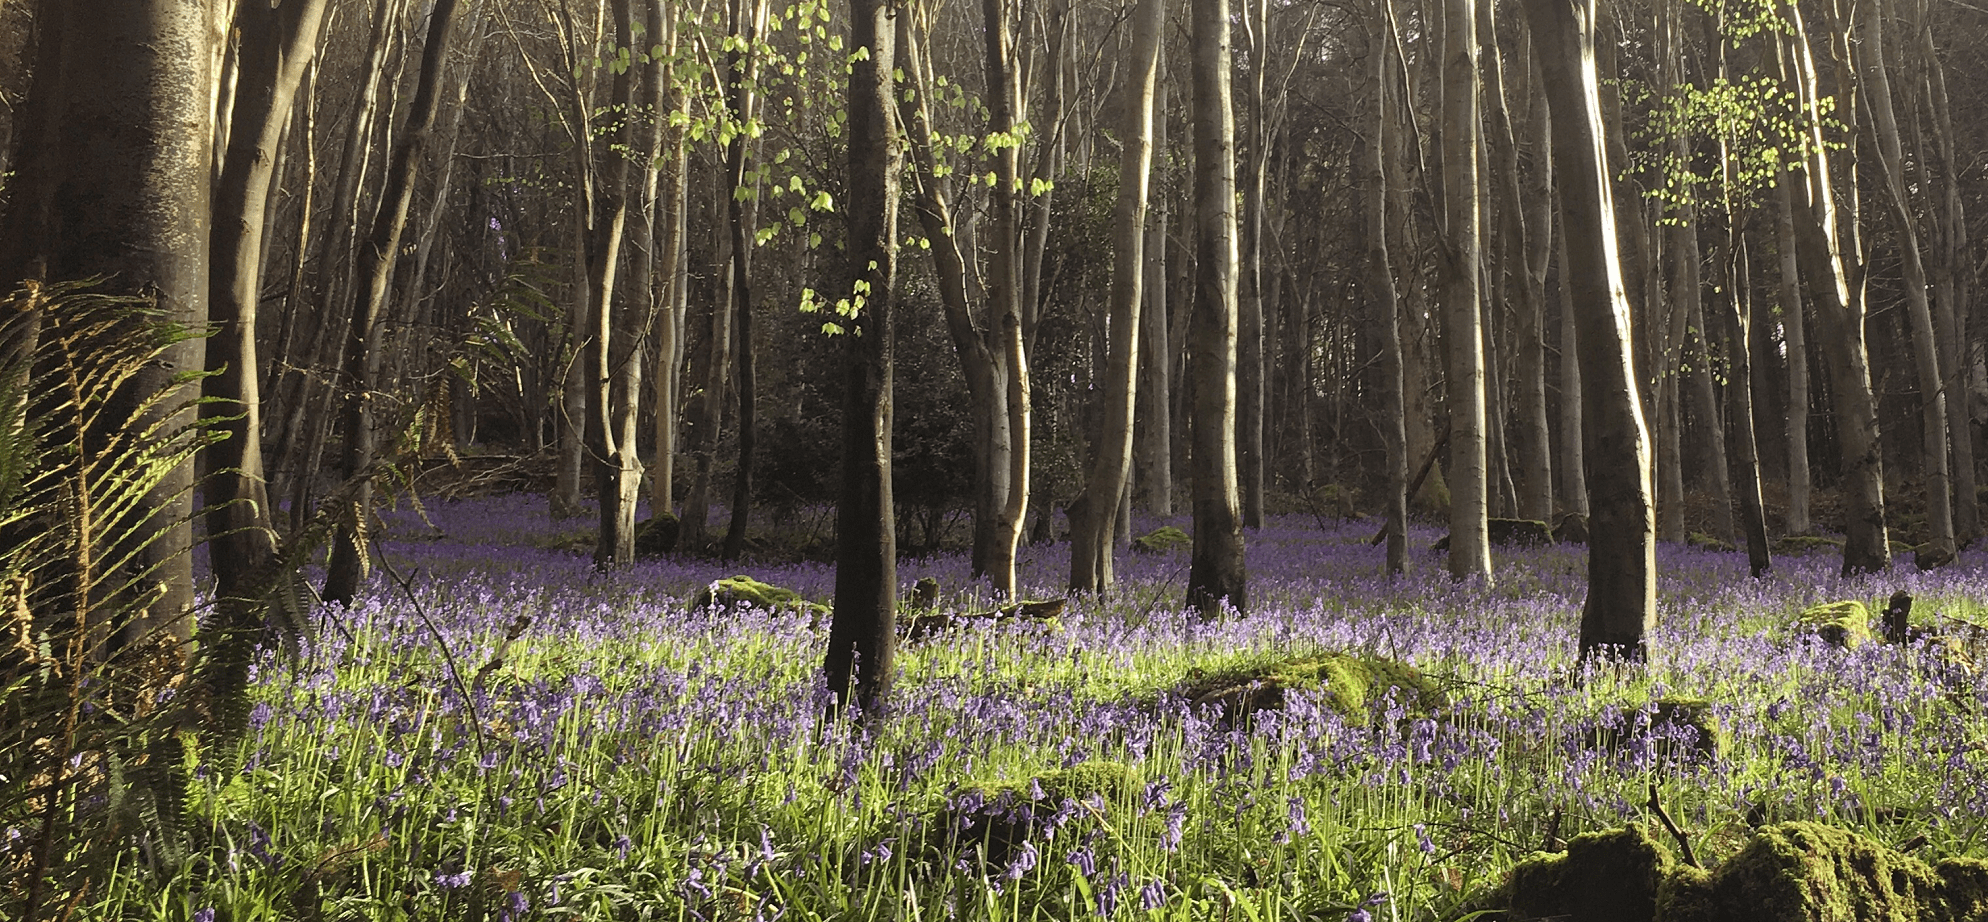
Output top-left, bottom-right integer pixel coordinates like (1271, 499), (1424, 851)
(1687, 532), (1738, 552)
(921, 761), (1142, 869)
(1797, 600), (1872, 649)
(689, 575), (827, 619)
(1505, 824), (1679, 922)
(1774, 534), (1844, 555)
(1500, 822), (1988, 922)
(1311, 483), (1359, 518)
(1132, 525), (1191, 554)
(1180, 652), (1445, 725)
(1582, 697), (1727, 764)
(633, 514), (679, 557)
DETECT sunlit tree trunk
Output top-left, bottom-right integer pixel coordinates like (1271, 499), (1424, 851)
(1184, 0), (1247, 615)
(1135, 77), (1173, 516)
(1522, 0), (1655, 659)
(720, 0), (768, 560)
(977, 0), (1031, 597)
(207, 0), (330, 609)
(1370, 21), (1408, 576)
(1069, 0), (1162, 593)
(1856, 0), (1953, 561)
(1774, 178), (1812, 535)
(585, 0), (643, 567)
(1440, 0), (1491, 581)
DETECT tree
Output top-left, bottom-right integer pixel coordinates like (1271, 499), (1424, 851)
(0, 0), (215, 647)
(207, 0), (332, 607)
(583, 0), (646, 567)
(825, 0), (898, 716)
(1441, 0), (1492, 582)
(323, 0), (472, 605)
(1068, 0), (1162, 594)
(1184, 0), (1246, 616)
(1522, 0), (1657, 658)
(1368, 13), (1408, 576)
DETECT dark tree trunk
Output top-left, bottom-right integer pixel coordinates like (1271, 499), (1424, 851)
(323, 0), (469, 606)
(826, 0), (898, 717)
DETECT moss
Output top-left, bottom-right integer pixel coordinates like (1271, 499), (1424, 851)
(633, 513), (679, 556)
(1554, 513), (1590, 545)
(1181, 652), (1445, 724)
(1132, 525), (1191, 554)
(1797, 601), (1873, 649)
(689, 575), (827, 619)
(1669, 822), (1942, 922)
(1489, 517), (1555, 547)
(1504, 824), (1676, 922)
(1934, 857), (1988, 922)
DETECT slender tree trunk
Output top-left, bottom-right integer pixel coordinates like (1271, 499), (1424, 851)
(1856, 0), (1953, 561)
(1440, 0), (1491, 581)
(1184, 0), (1247, 615)
(1917, 6), (1976, 541)
(1720, 236), (1771, 575)
(827, 0), (898, 717)
(1674, 204), (1734, 539)
(1235, 0), (1268, 528)
(649, 3), (688, 518)
(1136, 76), (1173, 516)
(1775, 178), (1813, 534)
(680, 174), (734, 551)
(1069, 0), (1162, 593)
(1554, 205), (1588, 516)
(1783, 13), (1889, 575)
(978, 0), (1030, 598)
(206, 0), (330, 609)
(1370, 27), (1408, 576)
(719, 0), (766, 560)
(584, 0), (641, 567)
(323, 0), (469, 605)
(1522, 0), (1656, 659)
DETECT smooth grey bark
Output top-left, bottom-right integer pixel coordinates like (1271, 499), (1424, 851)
(1782, 13), (1889, 575)
(324, 0), (470, 605)
(826, 0), (897, 717)
(1672, 203), (1734, 540)
(1719, 237), (1771, 575)
(1369, 28), (1408, 576)
(583, 0), (643, 567)
(1774, 178), (1812, 534)
(1554, 206), (1588, 516)
(1856, 0), (1953, 561)
(1069, 0), (1161, 594)
(1135, 75), (1173, 516)
(206, 0), (330, 609)
(647, 0), (688, 517)
(1915, 6), (1976, 541)
(1235, 0), (1268, 529)
(976, 0), (1031, 598)
(0, 0), (215, 646)
(1184, 0), (1246, 615)
(1522, 0), (1656, 659)
(1440, 0), (1491, 581)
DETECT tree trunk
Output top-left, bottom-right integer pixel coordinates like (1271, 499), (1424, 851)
(1184, 0), (1247, 615)
(1856, 0), (1953, 561)
(1, 0), (215, 646)
(1440, 0), (1491, 581)
(1554, 206), (1588, 517)
(1673, 203), (1734, 540)
(1774, 178), (1812, 534)
(720, 0), (767, 561)
(826, 0), (898, 717)
(323, 0), (469, 605)
(1370, 24), (1408, 576)
(1236, 0), (1268, 528)
(978, 0), (1031, 598)
(1521, 0), (1656, 660)
(1915, 5), (1976, 541)
(1135, 76), (1173, 516)
(1720, 237), (1771, 575)
(586, 0), (642, 568)
(1782, 12), (1889, 575)
(206, 0), (330, 609)
(1069, 0), (1162, 594)
(649, 3), (688, 517)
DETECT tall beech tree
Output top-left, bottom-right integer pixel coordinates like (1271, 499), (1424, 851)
(1184, 0), (1247, 615)
(1441, 0), (1492, 582)
(826, 0), (898, 716)
(207, 0), (332, 608)
(1068, 0), (1163, 594)
(1523, 0), (1656, 658)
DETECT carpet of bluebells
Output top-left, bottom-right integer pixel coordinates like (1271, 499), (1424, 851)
(93, 495), (1988, 921)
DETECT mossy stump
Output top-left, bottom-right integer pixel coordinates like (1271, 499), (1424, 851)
(1501, 821), (1988, 922)
(689, 575), (827, 620)
(633, 513), (679, 557)
(1181, 652), (1445, 726)
(1132, 525), (1191, 554)
(1554, 513), (1590, 545)
(1797, 601), (1872, 649)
